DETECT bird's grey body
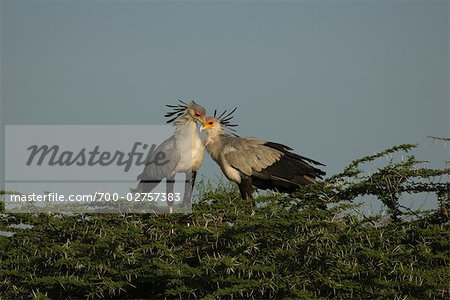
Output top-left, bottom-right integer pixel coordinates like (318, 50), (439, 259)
(134, 101), (206, 212)
(202, 112), (325, 200)
(204, 135), (281, 184)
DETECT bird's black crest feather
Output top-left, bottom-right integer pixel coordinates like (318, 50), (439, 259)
(213, 107), (239, 136)
(165, 100), (188, 123)
(215, 107), (238, 129)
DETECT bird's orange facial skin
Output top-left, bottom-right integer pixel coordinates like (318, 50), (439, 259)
(200, 118), (218, 131)
(193, 111), (206, 124)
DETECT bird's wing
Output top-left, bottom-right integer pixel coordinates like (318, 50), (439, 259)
(137, 135), (181, 181)
(223, 137), (282, 176)
(263, 142), (325, 166)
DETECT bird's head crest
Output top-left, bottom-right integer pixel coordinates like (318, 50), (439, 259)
(165, 100), (206, 124)
(213, 107), (239, 133)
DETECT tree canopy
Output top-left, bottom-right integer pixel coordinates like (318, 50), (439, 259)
(0, 144), (448, 299)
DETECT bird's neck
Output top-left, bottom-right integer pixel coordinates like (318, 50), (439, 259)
(174, 114), (192, 126)
(174, 119), (198, 139)
(203, 129), (229, 147)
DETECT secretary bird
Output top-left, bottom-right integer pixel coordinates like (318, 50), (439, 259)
(134, 100), (206, 213)
(201, 109), (325, 201)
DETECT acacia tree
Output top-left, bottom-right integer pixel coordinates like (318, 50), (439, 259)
(0, 144), (448, 299)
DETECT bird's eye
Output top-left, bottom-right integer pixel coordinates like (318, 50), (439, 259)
(194, 112), (201, 117)
(208, 122), (213, 125)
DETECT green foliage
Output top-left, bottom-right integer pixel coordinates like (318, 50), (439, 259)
(0, 144), (448, 299)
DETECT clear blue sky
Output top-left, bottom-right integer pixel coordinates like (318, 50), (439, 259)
(1, 0), (449, 210)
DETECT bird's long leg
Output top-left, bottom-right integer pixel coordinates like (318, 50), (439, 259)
(166, 174), (175, 213)
(238, 175), (255, 206)
(182, 171), (196, 208)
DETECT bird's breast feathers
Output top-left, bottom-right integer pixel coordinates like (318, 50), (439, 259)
(219, 155), (242, 183)
(172, 123), (205, 172)
(191, 137), (205, 171)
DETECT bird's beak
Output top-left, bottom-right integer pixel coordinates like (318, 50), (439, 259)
(200, 121), (212, 131)
(199, 116), (206, 124)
